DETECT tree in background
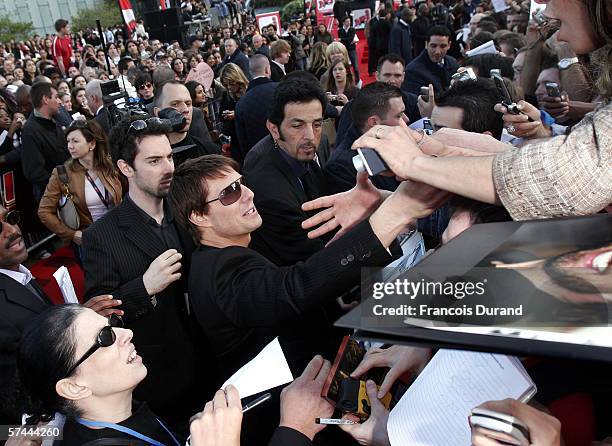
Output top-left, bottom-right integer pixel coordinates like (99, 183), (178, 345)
(0, 15), (34, 42)
(72, 0), (122, 32)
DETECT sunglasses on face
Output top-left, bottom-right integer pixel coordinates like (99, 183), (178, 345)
(0, 210), (20, 232)
(205, 177), (244, 206)
(138, 82), (153, 90)
(64, 313), (124, 378)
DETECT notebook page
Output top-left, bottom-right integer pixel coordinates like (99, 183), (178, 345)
(387, 349), (535, 446)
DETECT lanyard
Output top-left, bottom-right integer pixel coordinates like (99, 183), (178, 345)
(76, 417), (181, 446)
(85, 171), (111, 208)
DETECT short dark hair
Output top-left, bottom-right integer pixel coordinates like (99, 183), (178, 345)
(268, 78), (327, 126)
(31, 82), (54, 109)
(435, 78), (504, 139)
(351, 82), (403, 132)
(427, 25), (451, 41)
(134, 72), (153, 90)
(168, 155), (239, 243)
(449, 196), (511, 225)
(54, 19), (68, 32)
(18, 305), (84, 424)
(376, 54), (406, 72)
(108, 115), (172, 168)
(154, 79), (187, 109)
(118, 57), (132, 73)
(463, 53), (514, 79)
(476, 20), (498, 34)
(469, 31), (495, 50)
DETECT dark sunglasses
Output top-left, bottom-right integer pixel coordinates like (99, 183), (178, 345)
(0, 210), (20, 232)
(128, 117), (164, 134)
(64, 314), (124, 378)
(205, 177), (244, 206)
(138, 82), (153, 90)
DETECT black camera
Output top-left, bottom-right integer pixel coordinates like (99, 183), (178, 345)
(158, 107), (187, 132)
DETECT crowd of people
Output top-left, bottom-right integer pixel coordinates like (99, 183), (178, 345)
(0, 0), (610, 444)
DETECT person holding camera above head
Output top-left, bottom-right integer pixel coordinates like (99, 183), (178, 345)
(153, 80), (220, 165)
(38, 119), (122, 260)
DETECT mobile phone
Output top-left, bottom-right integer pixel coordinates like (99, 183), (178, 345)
(423, 118), (434, 135)
(352, 148), (389, 176)
(419, 86), (429, 102)
(545, 82), (562, 98)
(491, 71), (522, 115)
(469, 408), (531, 446)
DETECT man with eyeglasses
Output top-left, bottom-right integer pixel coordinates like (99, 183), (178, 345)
(168, 154), (447, 445)
(82, 116), (207, 433)
(0, 206), (122, 425)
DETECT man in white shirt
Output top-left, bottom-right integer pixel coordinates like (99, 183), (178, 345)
(0, 205), (121, 424)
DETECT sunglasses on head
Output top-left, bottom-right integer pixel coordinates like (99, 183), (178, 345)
(128, 117), (164, 134)
(64, 313), (124, 378)
(205, 177), (244, 206)
(0, 210), (20, 232)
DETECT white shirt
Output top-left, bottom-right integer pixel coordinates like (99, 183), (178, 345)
(85, 176), (108, 222)
(0, 264), (33, 286)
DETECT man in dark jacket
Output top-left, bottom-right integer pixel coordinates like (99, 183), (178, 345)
(402, 25), (459, 95)
(220, 38), (251, 79)
(389, 8), (413, 64)
(338, 16), (360, 82)
(21, 82), (69, 201)
(411, 3), (432, 57)
(333, 0), (351, 24)
(235, 55), (278, 159)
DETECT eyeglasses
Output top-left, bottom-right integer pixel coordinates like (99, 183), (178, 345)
(0, 210), (20, 232)
(205, 177), (244, 206)
(64, 314), (124, 378)
(138, 82), (153, 90)
(128, 117), (164, 134)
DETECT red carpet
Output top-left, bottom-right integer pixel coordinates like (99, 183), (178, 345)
(30, 246), (85, 305)
(329, 18), (376, 85)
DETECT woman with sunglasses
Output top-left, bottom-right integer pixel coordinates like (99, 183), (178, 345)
(135, 72), (155, 106)
(18, 305), (182, 445)
(38, 120), (122, 260)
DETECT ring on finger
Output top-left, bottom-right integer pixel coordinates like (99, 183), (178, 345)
(506, 124), (516, 133)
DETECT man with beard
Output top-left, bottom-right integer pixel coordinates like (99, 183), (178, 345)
(242, 78), (329, 266)
(82, 116), (207, 434)
(154, 80), (219, 164)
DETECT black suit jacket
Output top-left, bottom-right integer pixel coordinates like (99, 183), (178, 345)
(269, 62), (285, 82)
(243, 135), (327, 266)
(94, 107), (112, 134)
(0, 274), (52, 424)
(268, 427), (312, 446)
(82, 198), (206, 427)
(235, 77), (278, 158)
(189, 219), (398, 380)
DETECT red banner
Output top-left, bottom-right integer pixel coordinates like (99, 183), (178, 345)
(118, 0), (137, 34)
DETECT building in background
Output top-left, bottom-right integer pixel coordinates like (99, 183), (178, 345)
(0, 0), (101, 35)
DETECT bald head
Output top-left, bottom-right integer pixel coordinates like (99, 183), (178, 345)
(249, 54), (270, 78)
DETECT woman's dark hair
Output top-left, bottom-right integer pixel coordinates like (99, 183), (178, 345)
(71, 75), (87, 89)
(185, 80), (205, 104)
(66, 120), (119, 179)
(326, 59), (355, 94)
(18, 305), (84, 423)
(172, 57), (185, 76)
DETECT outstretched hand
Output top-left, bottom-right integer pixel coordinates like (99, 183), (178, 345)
(302, 173), (382, 244)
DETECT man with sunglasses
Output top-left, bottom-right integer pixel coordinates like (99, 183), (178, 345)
(81, 115), (207, 434)
(0, 206), (122, 425)
(168, 155), (447, 445)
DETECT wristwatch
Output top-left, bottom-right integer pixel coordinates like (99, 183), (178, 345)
(558, 57), (579, 70)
